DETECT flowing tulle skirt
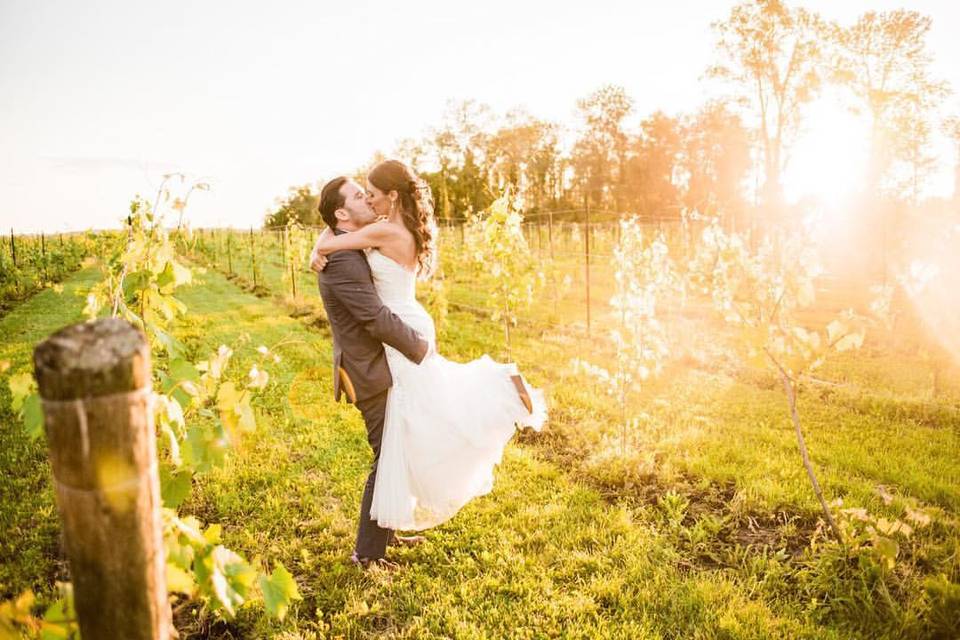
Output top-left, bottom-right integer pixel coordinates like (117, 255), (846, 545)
(369, 349), (546, 531)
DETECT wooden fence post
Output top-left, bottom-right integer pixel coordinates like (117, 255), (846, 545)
(547, 211), (554, 261)
(537, 215), (543, 259)
(584, 204), (591, 335)
(33, 318), (172, 640)
(40, 232), (47, 281)
(249, 226), (258, 288)
(290, 231), (299, 301)
(10, 228), (16, 268)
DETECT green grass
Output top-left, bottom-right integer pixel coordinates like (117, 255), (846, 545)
(0, 267), (101, 595)
(169, 269), (831, 638)
(189, 231), (959, 637)
(2, 257), (959, 638)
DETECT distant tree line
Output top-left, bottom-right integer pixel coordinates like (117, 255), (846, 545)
(266, 1), (957, 229)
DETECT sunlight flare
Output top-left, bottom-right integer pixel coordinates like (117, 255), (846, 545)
(783, 92), (871, 207)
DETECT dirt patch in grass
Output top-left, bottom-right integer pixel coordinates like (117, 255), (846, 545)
(517, 425), (819, 565)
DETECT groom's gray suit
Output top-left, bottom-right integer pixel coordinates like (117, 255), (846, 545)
(318, 235), (428, 560)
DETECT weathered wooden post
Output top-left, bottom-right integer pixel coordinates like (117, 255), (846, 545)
(34, 318), (172, 639)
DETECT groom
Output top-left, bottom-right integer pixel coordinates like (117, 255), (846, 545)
(311, 176), (430, 569)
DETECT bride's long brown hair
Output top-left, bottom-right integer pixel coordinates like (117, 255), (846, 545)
(368, 159), (436, 276)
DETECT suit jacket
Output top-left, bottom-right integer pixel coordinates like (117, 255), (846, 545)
(317, 240), (427, 403)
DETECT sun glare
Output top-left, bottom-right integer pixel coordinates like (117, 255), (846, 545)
(783, 93), (871, 207)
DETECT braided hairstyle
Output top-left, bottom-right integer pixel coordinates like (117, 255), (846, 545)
(367, 159), (436, 276)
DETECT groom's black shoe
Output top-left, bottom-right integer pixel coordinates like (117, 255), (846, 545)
(389, 534), (426, 548)
(350, 552), (399, 571)
(510, 374), (534, 414)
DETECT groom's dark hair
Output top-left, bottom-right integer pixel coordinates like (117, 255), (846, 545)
(318, 176), (349, 229)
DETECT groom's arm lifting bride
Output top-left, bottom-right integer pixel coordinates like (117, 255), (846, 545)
(312, 176), (429, 569)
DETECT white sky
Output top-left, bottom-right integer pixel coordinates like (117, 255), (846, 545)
(1, 0), (958, 233)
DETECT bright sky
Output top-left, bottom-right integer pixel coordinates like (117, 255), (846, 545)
(1, 0), (958, 233)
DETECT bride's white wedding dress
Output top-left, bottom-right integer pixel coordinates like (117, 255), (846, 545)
(366, 249), (546, 531)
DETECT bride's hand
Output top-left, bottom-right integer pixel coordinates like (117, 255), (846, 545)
(310, 253), (329, 272)
(309, 229), (331, 273)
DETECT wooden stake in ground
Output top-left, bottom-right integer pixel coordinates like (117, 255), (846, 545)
(34, 318), (173, 640)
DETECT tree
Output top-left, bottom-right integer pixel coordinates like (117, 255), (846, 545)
(425, 99), (494, 219)
(690, 220), (867, 543)
(710, 0), (826, 211)
(486, 109), (561, 210)
(264, 184), (320, 227)
(625, 111), (683, 219)
(680, 101), (752, 227)
(464, 194), (538, 353)
(394, 137), (428, 169)
(943, 116), (960, 202)
(573, 217), (675, 454)
(572, 85), (634, 211)
(832, 10), (949, 199)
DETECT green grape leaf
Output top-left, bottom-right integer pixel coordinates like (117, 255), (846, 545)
(152, 325), (185, 359)
(194, 545), (256, 617)
(122, 270), (150, 298)
(167, 358), (199, 387)
(166, 531), (197, 571)
(165, 563), (195, 596)
(873, 535), (899, 571)
(184, 425), (227, 473)
(160, 360), (199, 409)
(216, 381), (241, 411)
(159, 464), (192, 509)
(156, 261), (176, 290)
(39, 583), (77, 640)
(237, 400), (256, 433)
(217, 382), (247, 440)
(172, 261), (192, 287)
(23, 393), (44, 440)
(158, 417), (182, 466)
(8, 373), (35, 412)
(258, 563), (301, 621)
(203, 524), (222, 545)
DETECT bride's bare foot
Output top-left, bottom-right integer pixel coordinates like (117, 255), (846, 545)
(510, 374), (533, 414)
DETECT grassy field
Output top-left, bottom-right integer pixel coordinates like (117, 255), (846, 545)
(2, 250), (959, 637)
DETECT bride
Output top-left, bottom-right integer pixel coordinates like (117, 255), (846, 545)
(310, 159), (546, 532)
